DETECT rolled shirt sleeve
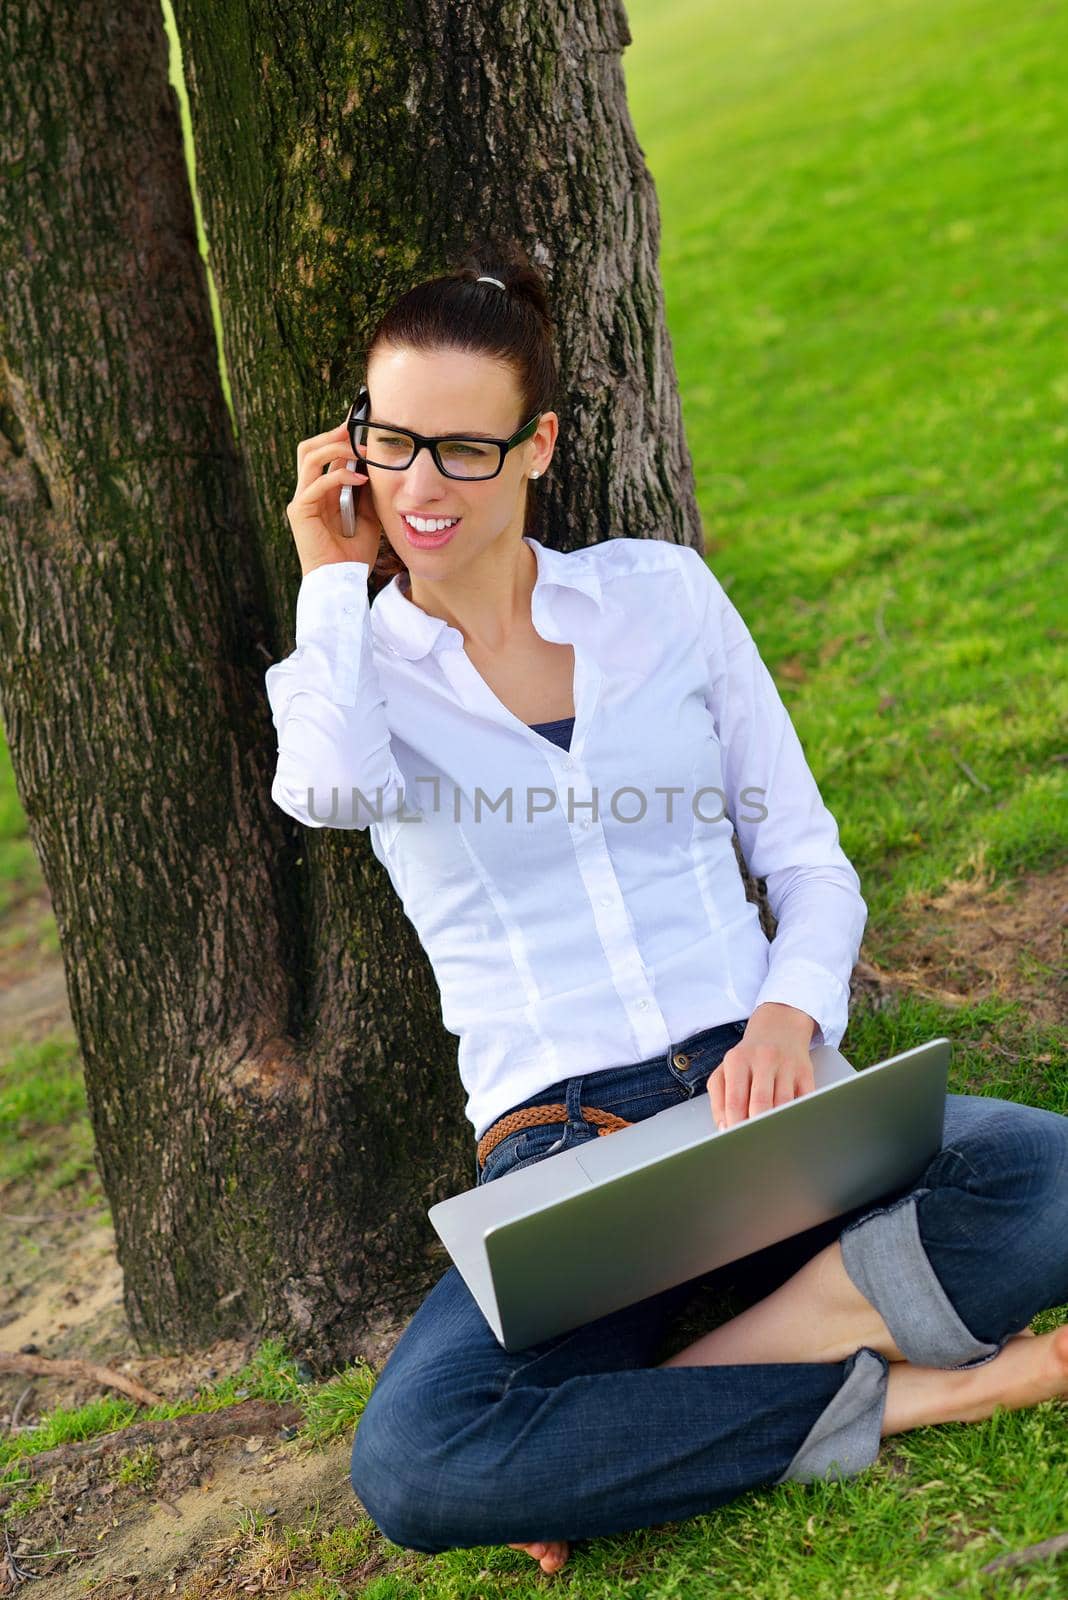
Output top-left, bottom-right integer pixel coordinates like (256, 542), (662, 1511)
(264, 560), (412, 831)
(678, 545), (867, 1049)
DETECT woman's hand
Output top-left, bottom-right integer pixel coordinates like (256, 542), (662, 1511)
(286, 421), (382, 577)
(707, 1004), (817, 1130)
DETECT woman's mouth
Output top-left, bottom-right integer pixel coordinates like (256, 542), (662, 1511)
(401, 514), (461, 549)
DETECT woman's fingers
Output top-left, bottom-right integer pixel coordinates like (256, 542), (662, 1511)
(296, 421), (348, 476)
(724, 1065), (756, 1124)
(708, 1046), (756, 1128)
(745, 1053), (778, 1118)
(708, 1062), (725, 1130)
(286, 423), (381, 573)
(295, 434), (365, 495)
(708, 1046), (811, 1129)
(288, 467), (369, 542)
(292, 464), (368, 512)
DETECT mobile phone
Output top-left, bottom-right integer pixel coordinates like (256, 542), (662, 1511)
(339, 385), (370, 539)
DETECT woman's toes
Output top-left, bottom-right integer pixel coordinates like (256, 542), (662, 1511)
(506, 1538), (569, 1571)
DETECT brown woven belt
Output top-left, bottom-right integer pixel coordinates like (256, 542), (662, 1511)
(477, 1102), (633, 1170)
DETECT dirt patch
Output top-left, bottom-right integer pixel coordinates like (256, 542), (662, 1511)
(0, 1188), (331, 1598)
(0, 889), (71, 1052)
(3, 1427), (358, 1599)
(852, 859), (1066, 1028)
(0, 893), (377, 1598)
(0, 1206), (259, 1406)
(1, 1209), (124, 1361)
(0, 1194), (361, 1598)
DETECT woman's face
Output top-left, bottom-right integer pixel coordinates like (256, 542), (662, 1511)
(364, 343), (557, 584)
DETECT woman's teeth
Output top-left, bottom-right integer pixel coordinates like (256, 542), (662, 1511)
(404, 515), (460, 534)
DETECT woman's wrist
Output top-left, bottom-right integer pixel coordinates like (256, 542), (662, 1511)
(744, 1002), (818, 1046)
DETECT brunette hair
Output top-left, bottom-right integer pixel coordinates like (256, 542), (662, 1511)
(358, 239), (558, 598)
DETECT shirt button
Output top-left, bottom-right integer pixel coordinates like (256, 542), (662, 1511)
(580, 817), (593, 829)
(636, 999), (650, 1011)
(563, 757), (574, 770)
(599, 894), (612, 907)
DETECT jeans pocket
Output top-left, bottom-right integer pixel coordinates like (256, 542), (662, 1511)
(478, 1130), (526, 1186)
(480, 1121), (581, 1185)
(514, 1122), (570, 1164)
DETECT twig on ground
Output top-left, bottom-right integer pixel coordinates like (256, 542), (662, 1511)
(978, 1531), (1068, 1573)
(8, 1399), (304, 1479)
(948, 749), (992, 794)
(10, 1384), (35, 1429)
(0, 1352), (164, 1409)
(874, 596), (891, 645)
(3, 1521), (40, 1586)
(0, 1209), (102, 1222)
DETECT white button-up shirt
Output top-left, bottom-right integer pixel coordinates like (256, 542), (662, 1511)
(264, 535), (867, 1139)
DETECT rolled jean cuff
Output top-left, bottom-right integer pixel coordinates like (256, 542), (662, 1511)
(839, 1190), (1002, 1370)
(774, 1346), (889, 1484)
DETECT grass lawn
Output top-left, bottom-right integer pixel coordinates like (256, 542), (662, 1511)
(1, 0), (1064, 1594)
(628, 0), (1066, 937)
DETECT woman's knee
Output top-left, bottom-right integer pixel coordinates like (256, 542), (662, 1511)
(350, 1386), (433, 1550)
(348, 1375), (482, 1553)
(941, 1096), (1068, 1276)
(1002, 1107), (1068, 1254)
(943, 1095), (1068, 1190)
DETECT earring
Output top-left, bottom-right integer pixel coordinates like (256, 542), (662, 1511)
(530, 470), (541, 479)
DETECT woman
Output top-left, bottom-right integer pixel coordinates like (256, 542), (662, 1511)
(265, 246), (1068, 1573)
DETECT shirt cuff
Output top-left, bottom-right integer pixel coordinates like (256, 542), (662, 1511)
(750, 958), (851, 1051)
(287, 561), (372, 708)
(295, 560), (371, 646)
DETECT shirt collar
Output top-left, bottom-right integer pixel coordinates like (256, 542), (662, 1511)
(370, 535), (603, 661)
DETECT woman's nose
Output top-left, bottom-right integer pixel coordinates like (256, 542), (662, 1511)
(404, 448), (452, 493)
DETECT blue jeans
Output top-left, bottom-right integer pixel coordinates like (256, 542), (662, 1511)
(349, 1019), (1068, 1554)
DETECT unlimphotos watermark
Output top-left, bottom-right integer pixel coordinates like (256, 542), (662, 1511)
(303, 779), (769, 827)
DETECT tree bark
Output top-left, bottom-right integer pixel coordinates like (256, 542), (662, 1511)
(0, 0), (769, 1369)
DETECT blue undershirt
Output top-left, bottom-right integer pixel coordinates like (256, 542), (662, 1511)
(527, 715), (575, 753)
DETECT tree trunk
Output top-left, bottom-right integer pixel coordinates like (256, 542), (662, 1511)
(0, 0), (769, 1369)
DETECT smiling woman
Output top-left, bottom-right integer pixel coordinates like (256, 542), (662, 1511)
(265, 239), (1068, 1575)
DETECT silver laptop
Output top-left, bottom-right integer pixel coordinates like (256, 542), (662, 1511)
(428, 1037), (950, 1350)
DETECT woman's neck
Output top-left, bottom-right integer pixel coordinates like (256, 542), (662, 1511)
(403, 536), (537, 652)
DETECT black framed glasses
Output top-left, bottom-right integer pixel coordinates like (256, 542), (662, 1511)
(345, 385), (541, 481)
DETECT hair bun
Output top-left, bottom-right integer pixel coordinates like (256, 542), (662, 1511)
(455, 238), (554, 335)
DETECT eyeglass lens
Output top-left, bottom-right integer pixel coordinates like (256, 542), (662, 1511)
(352, 424), (503, 480)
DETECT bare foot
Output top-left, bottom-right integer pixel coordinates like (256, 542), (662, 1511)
(955, 1322), (1068, 1422)
(507, 1538), (570, 1573)
(883, 1322), (1068, 1436)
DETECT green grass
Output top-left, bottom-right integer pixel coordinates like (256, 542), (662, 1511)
(624, 0), (1067, 936)
(0, 718), (39, 922)
(0, 0), (1065, 1595)
(0, 1033), (99, 1191)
